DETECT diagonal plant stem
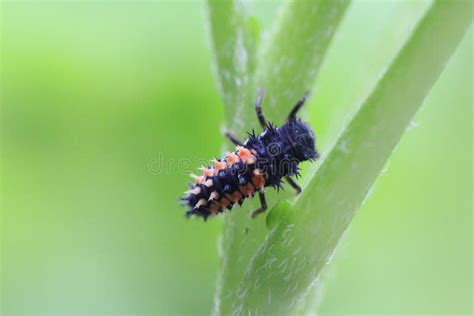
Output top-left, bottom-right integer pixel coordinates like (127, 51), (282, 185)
(256, 0), (351, 124)
(231, 1), (472, 315)
(207, 1), (350, 315)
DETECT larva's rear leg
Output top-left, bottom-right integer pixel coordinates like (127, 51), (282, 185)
(251, 191), (268, 218)
(288, 91), (310, 120)
(285, 176), (302, 194)
(225, 132), (243, 146)
(255, 89), (268, 129)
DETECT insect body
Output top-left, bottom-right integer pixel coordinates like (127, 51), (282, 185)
(181, 91), (319, 219)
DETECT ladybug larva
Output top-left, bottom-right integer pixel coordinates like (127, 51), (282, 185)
(181, 90), (319, 219)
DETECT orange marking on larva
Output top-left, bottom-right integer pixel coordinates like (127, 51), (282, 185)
(240, 153), (255, 164)
(247, 183), (255, 195)
(240, 183), (254, 197)
(219, 198), (231, 209)
(203, 168), (215, 177)
(237, 147), (251, 157)
(226, 152), (240, 166)
(190, 173), (204, 184)
(237, 147), (256, 164)
(252, 175), (265, 190)
(214, 160), (227, 171)
(253, 169), (263, 176)
(229, 191), (242, 203)
(209, 202), (219, 214)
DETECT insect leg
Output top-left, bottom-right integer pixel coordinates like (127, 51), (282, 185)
(285, 176), (302, 194)
(251, 191), (268, 218)
(225, 132), (243, 146)
(255, 89), (267, 129)
(288, 91), (310, 120)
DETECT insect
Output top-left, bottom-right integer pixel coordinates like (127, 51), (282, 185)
(181, 90), (319, 219)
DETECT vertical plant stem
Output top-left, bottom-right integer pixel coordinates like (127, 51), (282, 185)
(207, 0), (258, 133)
(209, 1), (350, 315)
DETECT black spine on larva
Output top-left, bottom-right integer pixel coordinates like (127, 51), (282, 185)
(182, 117), (318, 219)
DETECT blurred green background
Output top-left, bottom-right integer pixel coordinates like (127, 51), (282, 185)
(1, 1), (471, 315)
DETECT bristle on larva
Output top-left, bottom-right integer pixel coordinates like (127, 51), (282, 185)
(208, 191), (219, 201)
(199, 166), (215, 177)
(186, 187), (201, 195)
(194, 199), (207, 209)
(214, 160), (226, 171)
(190, 173), (204, 183)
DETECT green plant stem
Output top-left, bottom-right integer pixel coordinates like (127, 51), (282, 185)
(208, 1), (350, 315)
(207, 0), (258, 133)
(256, 0), (350, 124)
(231, 1), (472, 314)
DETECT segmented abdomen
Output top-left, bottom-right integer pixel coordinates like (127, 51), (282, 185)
(182, 146), (266, 219)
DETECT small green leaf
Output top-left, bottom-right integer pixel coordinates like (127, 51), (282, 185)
(265, 200), (294, 230)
